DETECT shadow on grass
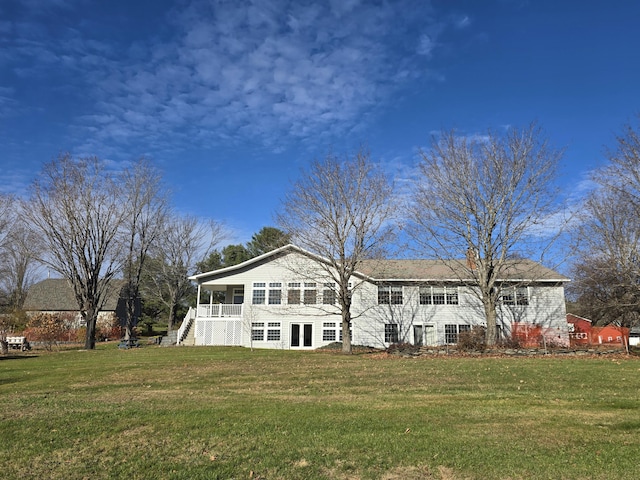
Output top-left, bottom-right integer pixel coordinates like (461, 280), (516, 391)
(0, 354), (39, 361)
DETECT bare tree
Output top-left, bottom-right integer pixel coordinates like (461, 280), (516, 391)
(0, 216), (43, 310)
(409, 124), (564, 345)
(120, 159), (168, 342)
(0, 194), (15, 354)
(0, 194), (14, 250)
(24, 155), (127, 349)
(570, 118), (640, 327)
(0, 194), (17, 308)
(143, 215), (224, 331)
(277, 149), (396, 354)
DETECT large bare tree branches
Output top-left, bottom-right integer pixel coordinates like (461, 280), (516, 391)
(143, 215), (224, 331)
(277, 149), (396, 353)
(409, 125), (564, 344)
(120, 159), (169, 341)
(24, 155), (128, 349)
(0, 216), (43, 310)
(571, 118), (640, 326)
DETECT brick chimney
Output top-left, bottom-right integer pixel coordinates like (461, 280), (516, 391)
(466, 247), (477, 270)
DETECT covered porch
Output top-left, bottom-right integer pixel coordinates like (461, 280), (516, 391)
(196, 283), (245, 318)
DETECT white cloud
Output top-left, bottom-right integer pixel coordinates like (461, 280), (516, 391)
(2, 0), (474, 159)
(455, 15), (471, 29)
(417, 34), (436, 56)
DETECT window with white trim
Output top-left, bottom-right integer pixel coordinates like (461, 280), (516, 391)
(267, 322), (281, 341)
(378, 285), (403, 305)
(516, 287), (529, 306)
(251, 322), (265, 341)
(287, 282), (301, 304)
(268, 283), (282, 305)
(322, 322), (337, 341)
(385, 323), (399, 343)
(446, 288), (459, 305)
(303, 282), (317, 305)
(252, 283), (266, 305)
(445, 324), (470, 344)
(501, 286), (529, 306)
(420, 286), (459, 305)
(323, 283), (336, 305)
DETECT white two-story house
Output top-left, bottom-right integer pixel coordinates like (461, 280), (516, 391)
(179, 244), (569, 349)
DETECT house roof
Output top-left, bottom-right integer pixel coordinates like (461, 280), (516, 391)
(189, 244), (333, 282)
(358, 258), (567, 282)
(566, 313), (593, 324)
(23, 278), (124, 312)
(190, 244), (568, 284)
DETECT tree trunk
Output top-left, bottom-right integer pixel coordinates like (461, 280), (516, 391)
(341, 308), (352, 354)
(0, 340), (8, 355)
(124, 293), (136, 341)
(167, 304), (176, 332)
(84, 309), (97, 350)
(484, 300), (498, 346)
(124, 324), (133, 341)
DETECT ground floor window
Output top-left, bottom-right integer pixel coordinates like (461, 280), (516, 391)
(322, 322), (337, 341)
(267, 322), (281, 341)
(251, 322), (265, 341)
(385, 323), (399, 343)
(445, 324), (470, 344)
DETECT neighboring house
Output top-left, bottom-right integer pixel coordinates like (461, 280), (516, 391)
(630, 327), (640, 347)
(566, 313), (593, 347)
(182, 244), (569, 349)
(23, 278), (137, 329)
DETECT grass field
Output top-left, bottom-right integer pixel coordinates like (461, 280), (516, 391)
(1, 345), (639, 480)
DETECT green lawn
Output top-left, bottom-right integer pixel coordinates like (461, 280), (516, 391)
(1, 346), (639, 479)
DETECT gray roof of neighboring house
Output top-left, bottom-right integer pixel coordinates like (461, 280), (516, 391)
(23, 278), (125, 312)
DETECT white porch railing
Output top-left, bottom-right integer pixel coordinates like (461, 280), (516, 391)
(197, 304), (243, 318)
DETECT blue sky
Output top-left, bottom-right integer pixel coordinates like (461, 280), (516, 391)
(2, 0), (639, 246)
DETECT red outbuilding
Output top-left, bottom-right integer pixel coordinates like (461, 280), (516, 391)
(566, 313), (630, 348)
(566, 313), (592, 347)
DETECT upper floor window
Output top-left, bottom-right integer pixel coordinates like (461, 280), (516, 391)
(268, 282), (282, 305)
(252, 283), (266, 305)
(287, 281), (334, 305)
(287, 282), (301, 304)
(501, 286), (529, 306)
(323, 283), (336, 305)
(378, 285), (403, 305)
(303, 282), (317, 305)
(420, 286), (459, 305)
